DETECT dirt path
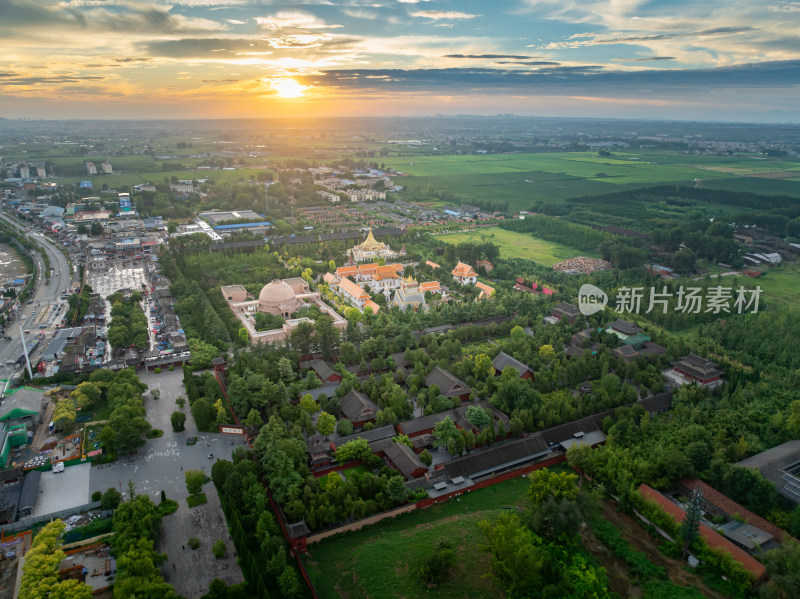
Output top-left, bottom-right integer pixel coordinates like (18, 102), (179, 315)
(596, 500), (727, 599)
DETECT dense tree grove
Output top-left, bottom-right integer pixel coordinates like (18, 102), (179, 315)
(107, 291), (149, 351)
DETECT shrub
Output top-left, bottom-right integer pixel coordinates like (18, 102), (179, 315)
(188, 537), (200, 550)
(146, 428), (164, 438)
(62, 518), (113, 544)
(100, 487), (122, 510)
(185, 470), (207, 495)
(187, 493), (207, 508)
(336, 419), (353, 436)
(416, 540), (457, 584)
(154, 367), (162, 374)
(176, 397), (186, 408)
(168, 366), (174, 371)
(419, 449), (433, 467)
(171, 411), (186, 432)
(91, 490), (102, 502)
(159, 499), (179, 515)
(212, 539), (227, 559)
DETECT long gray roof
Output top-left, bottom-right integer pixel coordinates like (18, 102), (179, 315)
(491, 351), (530, 376)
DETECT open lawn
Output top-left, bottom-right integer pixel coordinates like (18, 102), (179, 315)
(437, 226), (592, 266)
(306, 476), (531, 599)
(740, 264), (800, 307)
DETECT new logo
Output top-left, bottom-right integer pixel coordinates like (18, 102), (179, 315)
(578, 284), (607, 316)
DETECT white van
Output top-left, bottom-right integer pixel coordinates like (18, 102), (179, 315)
(52, 462), (65, 473)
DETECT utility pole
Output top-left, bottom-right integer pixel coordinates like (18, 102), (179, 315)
(19, 325), (33, 380)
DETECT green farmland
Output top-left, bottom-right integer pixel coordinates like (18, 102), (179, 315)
(438, 226), (592, 266)
(387, 151), (800, 211)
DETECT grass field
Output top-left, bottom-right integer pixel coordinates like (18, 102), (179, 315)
(437, 226), (592, 266)
(744, 264), (800, 307)
(387, 151), (800, 211)
(306, 476), (531, 599)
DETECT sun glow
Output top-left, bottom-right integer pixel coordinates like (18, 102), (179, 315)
(272, 78), (307, 98)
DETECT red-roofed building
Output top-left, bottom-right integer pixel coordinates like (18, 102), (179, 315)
(452, 261), (478, 285)
(475, 282), (495, 301)
(336, 278), (370, 309)
(638, 484), (766, 582)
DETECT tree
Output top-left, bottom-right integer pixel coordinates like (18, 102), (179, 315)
(170, 411), (186, 432)
(335, 438), (372, 463)
(212, 540), (227, 558)
(290, 321), (315, 356)
(480, 513), (548, 597)
(278, 357), (296, 383)
(760, 539), (800, 599)
(473, 353), (494, 381)
(214, 398), (228, 425)
(465, 405), (491, 428)
(317, 411), (336, 438)
(336, 418), (353, 436)
(278, 566), (303, 599)
(191, 398), (216, 431)
(185, 470), (207, 495)
(53, 398), (77, 432)
(419, 449), (433, 467)
(90, 222), (104, 236)
(315, 315), (339, 360)
(433, 417), (463, 456)
(244, 409), (263, 430)
(299, 394), (318, 415)
(527, 469), (578, 504)
(101, 487), (123, 510)
(19, 520), (93, 599)
(417, 539), (458, 584)
(671, 248), (697, 274)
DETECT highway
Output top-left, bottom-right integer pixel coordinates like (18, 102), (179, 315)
(0, 211), (78, 380)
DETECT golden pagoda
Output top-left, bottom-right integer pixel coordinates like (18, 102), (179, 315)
(350, 228), (400, 262)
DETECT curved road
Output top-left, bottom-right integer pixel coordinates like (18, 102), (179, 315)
(0, 211), (77, 379)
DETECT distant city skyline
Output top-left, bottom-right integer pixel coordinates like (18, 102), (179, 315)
(1, 0), (799, 122)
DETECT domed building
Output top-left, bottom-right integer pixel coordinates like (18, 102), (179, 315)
(221, 278), (347, 344)
(259, 279), (301, 318)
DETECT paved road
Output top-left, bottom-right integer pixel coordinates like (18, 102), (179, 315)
(0, 211), (77, 379)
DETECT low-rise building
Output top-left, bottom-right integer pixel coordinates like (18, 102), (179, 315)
(492, 351), (533, 379)
(452, 261), (477, 285)
(672, 353), (723, 387)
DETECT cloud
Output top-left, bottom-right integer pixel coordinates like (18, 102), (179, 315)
(494, 60), (561, 65)
(444, 54), (537, 59)
(0, 0), (226, 35)
(613, 56), (676, 62)
(545, 26), (757, 49)
(309, 60), (800, 94)
(255, 11), (342, 30)
(410, 11), (479, 20)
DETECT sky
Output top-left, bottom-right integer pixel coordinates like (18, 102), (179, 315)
(1, 0), (799, 121)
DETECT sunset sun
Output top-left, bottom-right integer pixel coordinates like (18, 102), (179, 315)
(272, 78), (307, 99)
